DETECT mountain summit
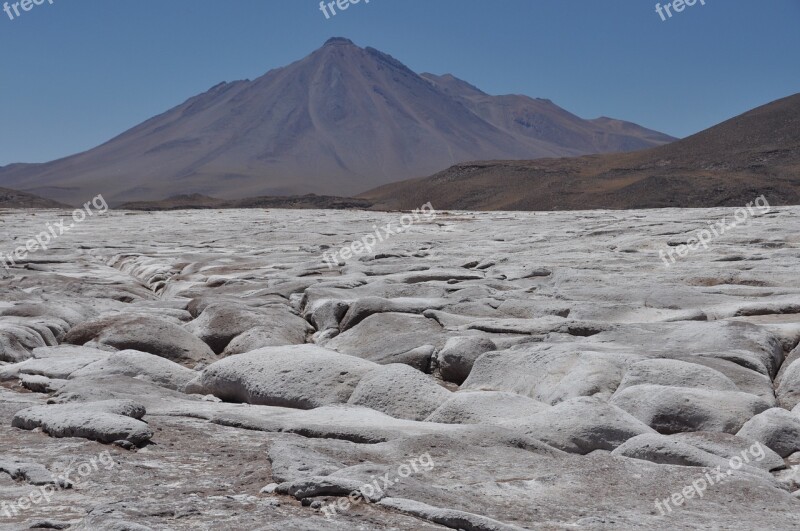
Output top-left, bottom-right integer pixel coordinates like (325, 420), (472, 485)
(0, 38), (675, 205)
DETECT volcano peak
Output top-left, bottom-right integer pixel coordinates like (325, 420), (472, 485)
(323, 37), (356, 47)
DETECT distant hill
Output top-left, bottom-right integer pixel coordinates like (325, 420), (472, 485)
(360, 93), (800, 210)
(0, 38), (673, 206)
(119, 193), (372, 211)
(0, 187), (68, 208)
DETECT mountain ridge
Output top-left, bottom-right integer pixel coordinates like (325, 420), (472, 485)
(0, 38), (674, 206)
(359, 93), (800, 211)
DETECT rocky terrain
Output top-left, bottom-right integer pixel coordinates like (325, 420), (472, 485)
(1, 206), (799, 530)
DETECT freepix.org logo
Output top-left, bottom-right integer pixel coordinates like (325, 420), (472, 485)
(3, 0), (55, 22)
(655, 0), (706, 22)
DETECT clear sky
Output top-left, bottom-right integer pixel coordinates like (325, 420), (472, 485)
(1, 0), (798, 166)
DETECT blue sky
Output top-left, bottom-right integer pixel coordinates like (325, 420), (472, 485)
(0, 0), (798, 166)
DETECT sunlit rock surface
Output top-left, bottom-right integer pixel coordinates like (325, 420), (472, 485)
(1, 206), (799, 529)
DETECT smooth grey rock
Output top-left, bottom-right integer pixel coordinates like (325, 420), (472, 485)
(737, 407), (800, 457)
(504, 396), (656, 454)
(327, 312), (450, 369)
(617, 358), (738, 393)
(0, 301), (95, 327)
(348, 364), (450, 420)
(435, 336), (496, 384)
(207, 403), (475, 444)
(0, 345), (109, 381)
(339, 296), (447, 331)
(185, 345), (377, 408)
(12, 400), (153, 445)
(463, 344), (632, 404)
(377, 497), (526, 531)
(65, 314), (215, 364)
(267, 438), (344, 482)
(612, 433), (772, 481)
(221, 325), (306, 356)
(777, 358), (800, 410)
(69, 350), (198, 391)
(0, 460), (71, 487)
(305, 299), (349, 331)
(495, 299), (570, 319)
(425, 391), (550, 424)
(669, 431), (786, 472)
(0, 321), (50, 362)
(19, 374), (66, 393)
(184, 302), (311, 354)
(681, 355), (777, 406)
(777, 344), (800, 385)
(53, 375), (195, 412)
(387, 269), (484, 284)
(611, 384), (771, 434)
(586, 320), (784, 378)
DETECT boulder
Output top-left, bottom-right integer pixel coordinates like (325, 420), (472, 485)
(185, 345), (377, 408)
(669, 431), (786, 472)
(611, 384), (771, 434)
(348, 364), (450, 420)
(0, 322), (50, 362)
(327, 313), (451, 370)
(0, 302), (95, 327)
(69, 350), (198, 391)
(305, 299), (349, 331)
(0, 345), (109, 381)
(222, 326), (304, 356)
(503, 396), (656, 454)
(681, 356), (777, 406)
(612, 433), (772, 480)
(339, 297), (447, 331)
(462, 344), (632, 405)
(12, 400), (153, 446)
(435, 336), (496, 384)
(184, 303), (311, 354)
(20, 374), (66, 393)
(777, 358), (800, 410)
(65, 314), (215, 364)
(737, 407), (800, 458)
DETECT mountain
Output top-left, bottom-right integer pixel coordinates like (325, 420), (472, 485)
(360, 93), (800, 211)
(420, 73), (674, 153)
(0, 37), (674, 206)
(0, 187), (68, 208)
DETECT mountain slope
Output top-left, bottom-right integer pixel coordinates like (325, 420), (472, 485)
(0, 38), (674, 206)
(421, 73), (675, 153)
(360, 93), (800, 211)
(0, 187), (68, 208)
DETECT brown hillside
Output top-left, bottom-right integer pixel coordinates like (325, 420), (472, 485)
(360, 93), (800, 211)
